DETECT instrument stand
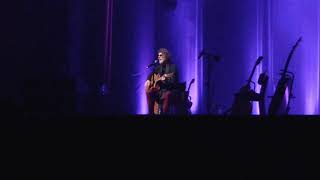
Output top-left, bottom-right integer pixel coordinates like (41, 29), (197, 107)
(206, 59), (213, 114)
(200, 52), (221, 114)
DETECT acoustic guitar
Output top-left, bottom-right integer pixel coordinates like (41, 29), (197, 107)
(147, 73), (174, 92)
(147, 72), (174, 114)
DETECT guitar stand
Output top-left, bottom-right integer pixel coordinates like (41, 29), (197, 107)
(283, 71), (295, 114)
(227, 72), (269, 116)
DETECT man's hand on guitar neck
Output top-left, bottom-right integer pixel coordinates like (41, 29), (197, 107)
(157, 73), (174, 81)
(155, 74), (167, 81)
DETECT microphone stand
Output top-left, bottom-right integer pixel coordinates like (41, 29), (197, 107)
(199, 51), (221, 114)
(131, 61), (158, 95)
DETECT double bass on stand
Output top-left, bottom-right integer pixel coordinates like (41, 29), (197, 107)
(228, 56), (266, 115)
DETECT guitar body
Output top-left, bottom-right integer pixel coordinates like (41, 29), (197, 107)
(148, 74), (161, 92)
(147, 72), (174, 93)
(230, 73), (269, 116)
(230, 85), (253, 115)
(229, 56), (263, 115)
(268, 77), (292, 115)
(268, 37), (301, 115)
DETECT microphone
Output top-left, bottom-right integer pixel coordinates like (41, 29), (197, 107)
(198, 49), (221, 62)
(146, 59), (159, 69)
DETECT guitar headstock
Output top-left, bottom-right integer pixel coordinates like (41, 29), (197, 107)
(255, 56), (263, 66)
(190, 78), (195, 84)
(294, 37), (302, 47)
(297, 37), (302, 43)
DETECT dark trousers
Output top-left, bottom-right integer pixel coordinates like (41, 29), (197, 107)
(146, 88), (174, 114)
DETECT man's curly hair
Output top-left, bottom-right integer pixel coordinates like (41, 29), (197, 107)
(157, 48), (171, 61)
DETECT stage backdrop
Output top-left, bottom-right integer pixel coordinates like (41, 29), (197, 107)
(107, 0), (320, 115)
(110, 0), (202, 114)
(265, 0), (320, 114)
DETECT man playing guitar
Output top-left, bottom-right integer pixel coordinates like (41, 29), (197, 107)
(144, 48), (179, 114)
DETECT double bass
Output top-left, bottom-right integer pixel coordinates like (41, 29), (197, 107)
(229, 56), (263, 115)
(268, 37), (302, 115)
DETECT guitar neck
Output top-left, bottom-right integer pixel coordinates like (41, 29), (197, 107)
(187, 79), (195, 92)
(246, 56), (263, 86)
(247, 65), (258, 86)
(283, 37), (302, 74)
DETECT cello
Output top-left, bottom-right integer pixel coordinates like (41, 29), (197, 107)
(229, 56), (263, 115)
(268, 37), (302, 115)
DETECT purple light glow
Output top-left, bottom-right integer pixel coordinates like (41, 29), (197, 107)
(252, 0), (264, 115)
(252, 64), (262, 115)
(137, 0), (202, 114)
(169, 0), (201, 113)
(269, 0), (320, 114)
(132, 0), (202, 114)
(318, 3), (320, 114)
(127, 0), (320, 115)
(135, 0), (156, 114)
(285, 86), (289, 110)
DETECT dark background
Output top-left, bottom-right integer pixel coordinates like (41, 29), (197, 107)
(2, 0), (107, 116)
(2, 1), (320, 178)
